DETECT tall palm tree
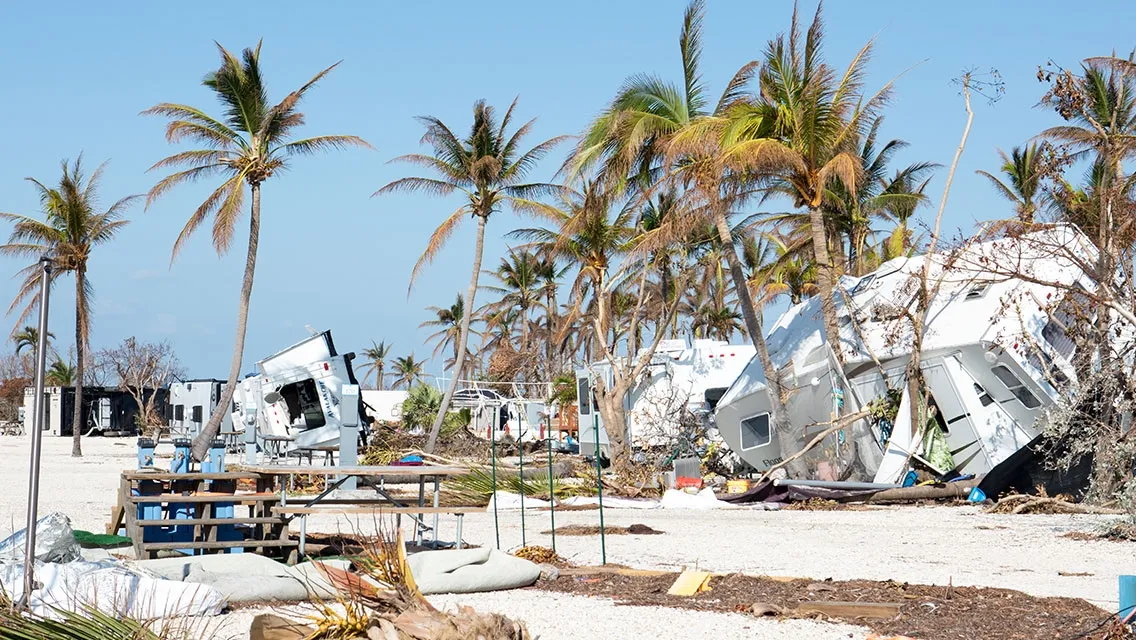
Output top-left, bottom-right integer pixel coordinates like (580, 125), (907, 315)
(143, 41), (368, 460)
(360, 340), (392, 390)
(976, 143), (1044, 224)
(0, 157), (135, 457)
(421, 294), (479, 371)
(376, 99), (565, 452)
(13, 326), (53, 356)
(45, 358), (75, 387)
(724, 4), (894, 364)
(390, 354), (425, 390)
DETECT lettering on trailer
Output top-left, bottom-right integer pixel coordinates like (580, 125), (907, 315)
(762, 457), (783, 467)
(317, 379), (339, 420)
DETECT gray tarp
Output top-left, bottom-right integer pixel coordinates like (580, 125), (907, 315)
(131, 553), (343, 604)
(408, 548), (540, 594)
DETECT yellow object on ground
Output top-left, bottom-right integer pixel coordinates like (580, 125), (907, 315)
(726, 479), (751, 494)
(667, 569), (713, 596)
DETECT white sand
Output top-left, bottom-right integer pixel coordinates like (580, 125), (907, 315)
(1, 434), (1131, 639)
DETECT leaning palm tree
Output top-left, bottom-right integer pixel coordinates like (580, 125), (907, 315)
(0, 157), (135, 457)
(360, 340), (392, 390)
(143, 41), (369, 460)
(13, 326), (53, 356)
(376, 98), (565, 453)
(976, 143), (1044, 224)
(390, 354), (425, 390)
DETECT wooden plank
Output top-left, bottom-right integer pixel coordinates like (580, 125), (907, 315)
(135, 517), (283, 526)
(122, 471), (261, 481)
(795, 601), (903, 619)
(242, 465), (469, 477)
(140, 539), (297, 551)
(106, 502), (125, 536)
(667, 570), (713, 596)
(274, 506), (482, 515)
(128, 493), (281, 504)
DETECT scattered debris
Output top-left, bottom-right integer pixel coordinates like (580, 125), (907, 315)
(784, 498), (842, 511)
(987, 493), (1125, 515)
(541, 524), (663, 536)
(797, 601), (903, 620)
(1063, 521), (1136, 543)
(1058, 571), (1095, 577)
(512, 546), (563, 565)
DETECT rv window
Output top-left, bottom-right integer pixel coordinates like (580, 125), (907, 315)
(1041, 289), (1088, 359)
(577, 378), (590, 416)
(740, 413), (771, 450)
(279, 379), (327, 429)
(972, 383), (995, 407)
(990, 365), (1042, 409)
(966, 282), (990, 300)
(851, 275), (876, 295)
(174, 405), (184, 421)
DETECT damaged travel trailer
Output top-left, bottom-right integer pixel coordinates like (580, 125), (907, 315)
(577, 338), (757, 457)
(231, 330), (370, 453)
(714, 224), (1111, 483)
(168, 379), (233, 437)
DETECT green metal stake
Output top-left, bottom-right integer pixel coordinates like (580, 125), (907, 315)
(518, 409), (526, 549)
(593, 408), (606, 565)
(491, 405), (500, 550)
(547, 412), (556, 552)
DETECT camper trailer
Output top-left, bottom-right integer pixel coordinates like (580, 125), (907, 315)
(235, 330), (370, 452)
(450, 387), (545, 443)
(23, 386), (164, 436)
(168, 379), (232, 437)
(577, 338), (757, 458)
(714, 225), (1106, 483)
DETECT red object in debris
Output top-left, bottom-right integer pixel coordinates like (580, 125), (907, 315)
(675, 476), (703, 489)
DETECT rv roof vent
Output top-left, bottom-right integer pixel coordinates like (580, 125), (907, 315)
(966, 282), (991, 300)
(850, 274), (876, 295)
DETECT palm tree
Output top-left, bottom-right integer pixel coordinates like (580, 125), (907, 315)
(390, 354), (425, 390)
(13, 326), (54, 356)
(976, 143), (1044, 224)
(376, 98), (565, 453)
(481, 248), (544, 352)
(723, 4), (893, 364)
(45, 358), (75, 387)
(360, 340), (392, 390)
(0, 157), (135, 457)
(143, 41), (369, 460)
(421, 294), (479, 371)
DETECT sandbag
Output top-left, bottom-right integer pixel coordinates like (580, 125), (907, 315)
(408, 548), (540, 594)
(0, 512), (81, 564)
(131, 553), (342, 603)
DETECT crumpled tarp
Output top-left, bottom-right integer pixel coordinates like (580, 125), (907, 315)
(716, 479), (877, 505)
(559, 496), (661, 509)
(0, 512), (81, 564)
(408, 548), (540, 594)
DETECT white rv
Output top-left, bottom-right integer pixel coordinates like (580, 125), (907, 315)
(168, 379), (233, 437)
(577, 338), (758, 457)
(714, 224), (1105, 483)
(231, 330), (370, 453)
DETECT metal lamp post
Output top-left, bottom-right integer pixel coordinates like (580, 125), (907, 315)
(21, 257), (53, 606)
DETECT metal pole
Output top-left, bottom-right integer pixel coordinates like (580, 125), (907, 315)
(518, 410), (526, 549)
(547, 412), (555, 552)
(491, 404), (500, 550)
(593, 403), (606, 565)
(21, 258), (52, 607)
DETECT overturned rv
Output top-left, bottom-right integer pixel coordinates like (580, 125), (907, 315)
(231, 330), (371, 454)
(715, 225), (1105, 483)
(577, 338), (757, 457)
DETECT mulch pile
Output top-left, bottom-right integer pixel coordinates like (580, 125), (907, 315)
(535, 571), (1126, 640)
(540, 524), (664, 536)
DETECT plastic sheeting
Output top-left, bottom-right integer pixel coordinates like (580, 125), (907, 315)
(485, 491), (551, 511)
(0, 512), (81, 564)
(659, 488), (727, 509)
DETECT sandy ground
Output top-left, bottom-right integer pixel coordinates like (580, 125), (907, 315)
(1, 434), (1133, 639)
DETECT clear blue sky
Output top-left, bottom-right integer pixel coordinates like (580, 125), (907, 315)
(0, 1), (1133, 381)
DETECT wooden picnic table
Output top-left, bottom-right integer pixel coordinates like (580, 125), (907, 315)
(246, 464), (471, 553)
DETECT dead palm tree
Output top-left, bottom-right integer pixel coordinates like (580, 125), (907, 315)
(0, 157), (135, 456)
(976, 143), (1044, 224)
(376, 98), (565, 453)
(143, 41), (369, 460)
(360, 340), (392, 390)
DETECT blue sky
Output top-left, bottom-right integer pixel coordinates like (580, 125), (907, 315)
(0, 1), (1133, 381)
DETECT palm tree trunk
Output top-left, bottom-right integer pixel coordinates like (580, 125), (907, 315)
(71, 267), (86, 457)
(426, 214), (486, 453)
(192, 183), (260, 461)
(809, 205), (844, 363)
(377, 364), (384, 391)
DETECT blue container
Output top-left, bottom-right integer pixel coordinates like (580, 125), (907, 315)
(137, 437), (156, 470)
(1121, 575), (1135, 621)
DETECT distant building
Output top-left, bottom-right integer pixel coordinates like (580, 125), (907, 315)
(22, 386), (166, 436)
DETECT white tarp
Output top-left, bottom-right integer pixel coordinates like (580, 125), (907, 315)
(659, 488), (727, 509)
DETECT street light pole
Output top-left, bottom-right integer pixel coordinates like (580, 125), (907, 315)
(21, 257), (53, 607)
